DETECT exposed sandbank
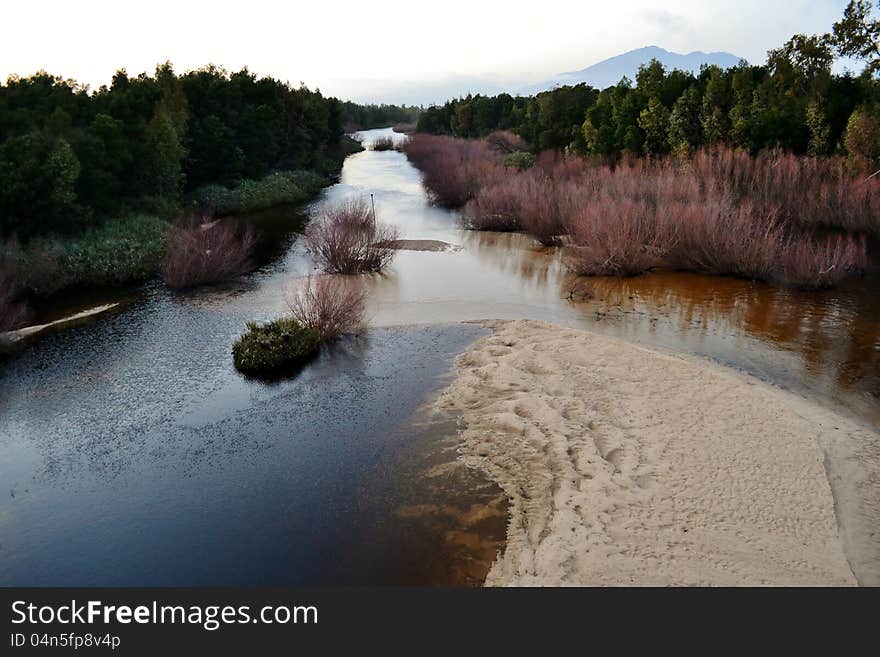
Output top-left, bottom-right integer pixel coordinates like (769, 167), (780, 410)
(438, 319), (862, 586)
(1, 303), (119, 344)
(388, 239), (460, 252)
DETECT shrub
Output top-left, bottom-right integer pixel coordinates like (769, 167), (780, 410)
(190, 170), (327, 216)
(565, 196), (675, 277)
(0, 272), (30, 332)
(462, 179), (522, 231)
(779, 232), (868, 289)
(9, 215), (168, 296)
(502, 151), (536, 170)
(405, 135), (875, 287)
(486, 131), (528, 154)
(371, 136), (397, 151)
(392, 123), (416, 134)
(304, 198), (399, 274)
(232, 318), (320, 375)
(162, 218), (257, 289)
(403, 134), (502, 206)
(691, 146), (880, 236)
(286, 274), (366, 340)
(669, 199), (785, 280)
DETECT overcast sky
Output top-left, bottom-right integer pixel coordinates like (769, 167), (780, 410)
(0, 0), (860, 104)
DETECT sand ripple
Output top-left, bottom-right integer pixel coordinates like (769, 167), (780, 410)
(439, 319), (859, 586)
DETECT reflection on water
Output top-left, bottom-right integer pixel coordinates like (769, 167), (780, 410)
(336, 131), (880, 428)
(2, 127), (879, 585)
(0, 319), (500, 585)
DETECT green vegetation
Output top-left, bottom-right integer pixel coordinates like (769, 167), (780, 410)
(232, 318), (321, 375)
(416, 1), (880, 167)
(190, 170), (328, 215)
(339, 102), (421, 132)
(0, 65), (380, 304)
(5, 215), (168, 296)
(1, 63), (349, 240)
(502, 151), (536, 170)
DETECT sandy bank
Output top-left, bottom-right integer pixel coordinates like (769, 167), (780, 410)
(438, 319), (861, 586)
(389, 239), (460, 252)
(1, 303), (119, 344)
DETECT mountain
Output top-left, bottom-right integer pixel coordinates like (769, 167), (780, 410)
(520, 46), (744, 95)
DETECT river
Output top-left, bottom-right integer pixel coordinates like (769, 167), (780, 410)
(1, 127), (878, 585)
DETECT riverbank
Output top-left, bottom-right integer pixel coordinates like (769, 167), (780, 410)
(439, 319), (868, 586)
(1, 152), (359, 331)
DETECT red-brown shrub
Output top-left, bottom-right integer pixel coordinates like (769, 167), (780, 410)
(462, 178), (522, 231)
(669, 198), (785, 280)
(0, 272), (30, 332)
(691, 146), (880, 236)
(565, 196), (675, 277)
(371, 136), (396, 151)
(404, 134), (502, 206)
(286, 273), (367, 340)
(779, 232), (868, 289)
(486, 130), (527, 154)
(405, 136), (875, 287)
(162, 218), (257, 290)
(305, 198), (400, 274)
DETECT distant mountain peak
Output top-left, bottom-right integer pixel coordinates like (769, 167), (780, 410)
(524, 46), (744, 95)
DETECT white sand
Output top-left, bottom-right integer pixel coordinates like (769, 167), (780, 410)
(438, 319), (860, 586)
(389, 239), (460, 252)
(1, 303), (119, 343)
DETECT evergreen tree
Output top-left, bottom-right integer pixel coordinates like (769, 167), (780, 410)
(668, 86), (703, 151)
(638, 97), (671, 155)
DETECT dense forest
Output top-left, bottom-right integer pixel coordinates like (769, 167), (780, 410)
(417, 1), (880, 167)
(0, 64), (355, 240)
(339, 101), (421, 132)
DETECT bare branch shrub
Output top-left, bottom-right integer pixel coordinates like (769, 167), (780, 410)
(304, 198), (399, 274)
(405, 135), (875, 287)
(162, 217), (257, 290)
(371, 136), (396, 151)
(286, 274), (367, 340)
(565, 196), (675, 277)
(779, 232), (868, 289)
(486, 130), (528, 154)
(0, 271), (30, 332)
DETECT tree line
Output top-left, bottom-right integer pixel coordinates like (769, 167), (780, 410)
(416, 1), (880, 168)
(0, 64), (351, 239)
(339, 101), (421, 132)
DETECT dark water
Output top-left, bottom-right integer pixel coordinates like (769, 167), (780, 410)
(2, 127), (879, 585)
(0, 315), (503, 585)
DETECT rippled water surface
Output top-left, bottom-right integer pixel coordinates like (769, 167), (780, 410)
(2, 127), (878, 585)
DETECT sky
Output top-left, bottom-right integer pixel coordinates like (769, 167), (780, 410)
(0, 0), (863, 105)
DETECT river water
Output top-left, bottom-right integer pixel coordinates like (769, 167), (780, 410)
(1, 127), (878, 585)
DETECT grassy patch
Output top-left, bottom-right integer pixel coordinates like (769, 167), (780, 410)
(502, 151), (536, 170)
(190, 170), (328, 216)
(232, 318), (321, 375)
(8, 215), (168, 296)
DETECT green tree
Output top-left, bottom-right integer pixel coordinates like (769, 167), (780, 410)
(701, 67), (731, 144)
(805, 100), (833, 156)
(768, 34), (834, 96)
(144, 108), (185, 201)
(638, 97), (671, 155)
(833, 0), (880, 76)
(636, 60), (666, 99)
(0, 134), (82, 237)
(844, 105), (880, 168)
(668, 86), (703, 151)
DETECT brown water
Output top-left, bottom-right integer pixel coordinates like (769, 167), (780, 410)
(350, 128), (880, 584)
(4, 126), (879, 585)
